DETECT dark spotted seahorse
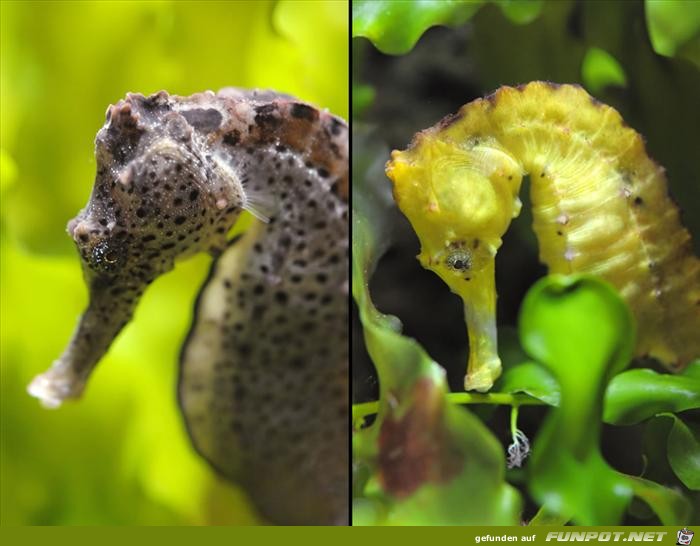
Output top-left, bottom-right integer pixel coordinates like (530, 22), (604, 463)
(27, 89), (349, 525)
(386, 81), (699, 392)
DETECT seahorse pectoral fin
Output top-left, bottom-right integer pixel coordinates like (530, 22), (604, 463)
(459, 259), (501, 392)
(28, 273), (139, 408)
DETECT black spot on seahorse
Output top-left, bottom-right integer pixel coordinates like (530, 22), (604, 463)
(182, 108), (223, 133)
(329, 117), (344, 136)
(290, 103), (318, 122)
(254, 103), (281, 130)
(222, 129), (241, 146)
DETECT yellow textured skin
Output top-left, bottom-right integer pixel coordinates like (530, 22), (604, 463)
(386, 81), (700, 392)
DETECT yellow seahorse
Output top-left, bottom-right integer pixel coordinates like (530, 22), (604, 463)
(386, 81), (700, 392)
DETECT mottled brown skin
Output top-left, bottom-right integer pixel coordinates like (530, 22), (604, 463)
(180, 89), (349, 525)
(28, 89), (348, 525)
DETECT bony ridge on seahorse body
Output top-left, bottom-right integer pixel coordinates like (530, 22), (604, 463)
(386, 81), (700, 392)
(27, 88), (349, 525)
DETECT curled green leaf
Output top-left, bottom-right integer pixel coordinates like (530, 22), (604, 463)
(604, 369), (700, 425)
(521, 275), (635, 525)
(520, 275), (636, 386)
(664, 414), (700, 491)
(683, 360), (700, 380)
(628, 475), (691, 525)
(496, 361), (560, 406)
(352, 82), (376, 119)
(495, 328), (560, 406)
(581, 47), (627, 93)
(645, 0), (700, 66)
(352, 0), (543, 55)
(519, 275), (692, 524)
(352, 0), (482, 55)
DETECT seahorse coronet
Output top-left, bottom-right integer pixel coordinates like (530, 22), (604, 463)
(28, 88), (349, 525)
(386, 81), (700, 392)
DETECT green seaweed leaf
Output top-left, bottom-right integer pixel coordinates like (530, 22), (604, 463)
(492, 356), (700, 425)
(496, 360), (559, 406)
(661, 414), (700, 491)
(352, 126), (521, 525)
(603, 368), (700, 425)
(627, 475), (691, 525)
(352, 0), (543, 55)
(581, 47), (627, 93)
(645, 0), (700, 66)
(352, 82), (376, 119)
(494, 327), (560, 405)
(683, 360), (700, 380)
(519, 275), (691, 524)
(521, 275), (636, 525)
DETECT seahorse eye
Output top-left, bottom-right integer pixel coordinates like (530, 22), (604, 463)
(446, 250), (472, 271)
(91, 239), (125, 273)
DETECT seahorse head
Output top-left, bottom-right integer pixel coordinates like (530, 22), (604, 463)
(387, 134), (522, 280)
(71, 92), (245, 281)
(29, 91), (247, 407)
(387, 130), (523, 391)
